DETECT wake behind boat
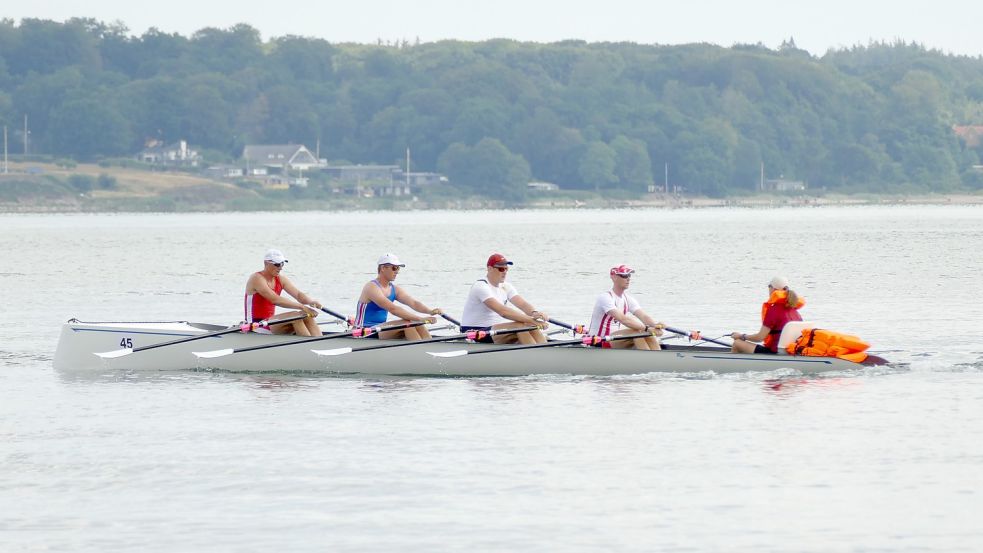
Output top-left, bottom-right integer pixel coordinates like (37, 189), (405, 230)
(54, 319), (884, 376)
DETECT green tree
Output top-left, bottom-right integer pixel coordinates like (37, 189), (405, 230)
(49, 97), (132, 159)
(610, 135), (654, 190)
(438, 138), (530, 202)
(578, 141), (618, 191)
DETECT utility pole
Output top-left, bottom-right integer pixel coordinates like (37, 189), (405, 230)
(405, 147), (411, 194)
(3, 126), (8, 173)
(760, 162), (764, 192)
(664, 162), (669, 194)
(23, 114), (28, 156)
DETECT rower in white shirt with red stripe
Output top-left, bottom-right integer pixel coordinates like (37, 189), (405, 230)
(587, 264), (664, 350)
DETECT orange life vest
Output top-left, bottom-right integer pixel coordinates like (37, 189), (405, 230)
(786, 328), (870, 363)
(761, 290), (805, 321)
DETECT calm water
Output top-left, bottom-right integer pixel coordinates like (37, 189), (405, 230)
(2, 206), (982, 552)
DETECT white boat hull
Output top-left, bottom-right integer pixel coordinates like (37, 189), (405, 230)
(54, 320), (869, 376)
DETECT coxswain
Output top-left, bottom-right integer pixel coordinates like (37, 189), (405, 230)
(587, 264), (664, 349)
(244, 249), (322, 336)
(730, 275), (804, 354)
(460, 253), (548, 345)
(354, 253), (440, 340)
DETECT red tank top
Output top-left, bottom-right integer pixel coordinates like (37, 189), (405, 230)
(245, 274), (282, 321)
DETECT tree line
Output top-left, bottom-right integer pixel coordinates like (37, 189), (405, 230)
(2, 18), (983, 198)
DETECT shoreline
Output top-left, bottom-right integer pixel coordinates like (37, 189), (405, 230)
(1, 161), (981, 213)
(3, 193), (982, 214)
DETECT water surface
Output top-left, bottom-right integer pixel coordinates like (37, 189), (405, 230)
(2, 206), (982, 552)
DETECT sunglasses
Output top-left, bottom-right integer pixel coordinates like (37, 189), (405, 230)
(494, 266), (510, 272)
(615, 273), (632, 279)
(385, 264), (401, 271)
(269, 262), (285, 268)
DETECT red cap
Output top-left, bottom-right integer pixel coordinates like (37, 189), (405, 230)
(487, 253), (514, 267)
(610, 264), (635, 276)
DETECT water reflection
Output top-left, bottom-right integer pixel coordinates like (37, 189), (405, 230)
(761, 376), (859, 395)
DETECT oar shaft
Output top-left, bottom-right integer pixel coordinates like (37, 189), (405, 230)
(319, 306), (351, 325)
(459, 339), (584, 356)
(440, 313), (462, 328)
(225, 320), (429, 355)
(664, 326), (732, 347)
(133, 313), (307, 353)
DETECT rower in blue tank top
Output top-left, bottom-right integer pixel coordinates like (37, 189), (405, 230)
(354, 253), (444, 340)
(355, 280), (396, 327)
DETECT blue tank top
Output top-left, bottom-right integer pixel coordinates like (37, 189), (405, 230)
(355, 280), (396, 327)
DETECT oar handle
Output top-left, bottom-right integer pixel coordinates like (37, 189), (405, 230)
(440, 313), (462, 328)
(319, 306), (353, 326)
(548, 318), (587, 334)
(664, 326), (732, 347)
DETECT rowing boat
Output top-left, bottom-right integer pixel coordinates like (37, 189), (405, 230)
(53, 319), (884, 376)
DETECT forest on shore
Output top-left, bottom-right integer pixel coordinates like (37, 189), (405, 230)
(2, 18), (983, 201)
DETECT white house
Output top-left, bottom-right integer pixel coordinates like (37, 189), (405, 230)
(242, 144), (319, 173)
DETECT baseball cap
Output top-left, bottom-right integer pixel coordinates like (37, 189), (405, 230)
(769, 275), (789, 290)
(486, 253), (513, 267)
(610, 264), (635, 276)
(263, 249), (287, 264)
(377, 253), (405, 267)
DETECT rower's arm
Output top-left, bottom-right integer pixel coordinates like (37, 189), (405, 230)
(367, 284), (428, 322)
(733, 325), (771, 342)
(630, 308), (664, 335)
(280, 276), (320, 309)
(250, 274), (306, 310)
(510, 295), (548, 323)
(394, 287), (440, 315)
(607, 308), (646, 332)
(482, 297), (538, 325)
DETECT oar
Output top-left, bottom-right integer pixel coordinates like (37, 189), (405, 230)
(192, 320), (430, 359)
(548, 318), (587, 334)
(429, 331), (653, 358)
(664, 326), (732, 347)
(311, 325), (538, 357)
(94, 313), (311, 359)
(440, 313), (462, 328)
(318, 306), (353, 326)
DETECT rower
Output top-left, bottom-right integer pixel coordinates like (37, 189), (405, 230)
(244, 248), (322, 336)
(354, 253), (440, 340)
(460, 253), (548, 345)
(587, 264), (664, 350)
(730, 275), (805, 354)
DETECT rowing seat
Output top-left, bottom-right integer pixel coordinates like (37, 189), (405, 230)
(777, 321), (814, 355)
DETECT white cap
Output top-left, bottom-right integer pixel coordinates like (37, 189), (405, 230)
(377, 253), (405, 267)
(263, 249), (287, 264)
(769, 275), (789, 290)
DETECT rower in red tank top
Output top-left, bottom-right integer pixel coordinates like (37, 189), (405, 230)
(243, 248), (323, 336)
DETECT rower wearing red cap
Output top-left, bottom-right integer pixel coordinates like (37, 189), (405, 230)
(460, 253), (549, 345)
(587, 264), (664, 350)
(354, 253), (442, 340)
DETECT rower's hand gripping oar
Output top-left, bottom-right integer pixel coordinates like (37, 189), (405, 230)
(94, 313), (311, 359)
(547, 318), (588, 335)
(311, 325), (537, 357)
(192, 320), (431, 359)
(429, 331), (653, 358)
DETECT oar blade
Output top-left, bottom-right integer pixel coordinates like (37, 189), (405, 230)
(427, 350), (468, 358)
(192, 348), (235, 359)
(311, 347), (353, 357)
(94, 349), (133, 359)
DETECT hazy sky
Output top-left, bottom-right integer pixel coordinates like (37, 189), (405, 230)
(8, 0), (983, 57)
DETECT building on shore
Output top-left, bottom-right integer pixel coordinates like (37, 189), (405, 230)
(137, 140), (201, 167)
